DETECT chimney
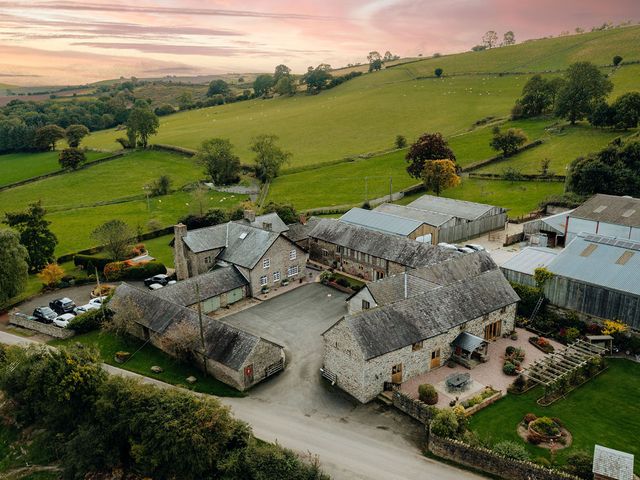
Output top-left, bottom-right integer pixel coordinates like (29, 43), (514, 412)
(262, 222), (272, 231)
(244, 209), (256, 222)
(299, 213), (307, 225)
(404, 271), (408, 299)
(173, 223), (189, 281)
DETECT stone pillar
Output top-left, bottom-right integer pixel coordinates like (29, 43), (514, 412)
(174, 223), (189, 281)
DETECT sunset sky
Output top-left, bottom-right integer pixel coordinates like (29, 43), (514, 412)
(0, 0), (638, 85)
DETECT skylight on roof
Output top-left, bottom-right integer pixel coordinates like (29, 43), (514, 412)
(593, 205), (607, 213)
(622, 209), (636, 218)
(239, 232), (248, 240)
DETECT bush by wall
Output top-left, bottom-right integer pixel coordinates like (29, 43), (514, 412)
(74, 254), (114, 272)
(68, 308), (109, 334)
(103, 260), (166, 281)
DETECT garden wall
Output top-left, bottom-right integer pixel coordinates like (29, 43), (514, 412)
(427, 434), (580, 480)
(463, 390), (503, 416)
(392, 391), (434, 424)
(9, 312), (75, 339)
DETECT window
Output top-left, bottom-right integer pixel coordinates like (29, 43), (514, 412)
(273, 271), (281, 282)
(204, 256), (212, 264)
(287, 265), (299, 277)
(500, 306), (507, 314)
(412, 341), (423, 351)
(289, 249), (297, 260)
(260, 275), (268, 286)
(263, 258), (270, 269)
(362, 300), (370, 310)
(321, 248), (329, 257)
(431, 348), (440, 360)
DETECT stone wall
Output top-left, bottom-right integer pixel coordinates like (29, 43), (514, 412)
(392, 391), (435, 424)
(427, 434), (581, 480)
(9, 313), (75, 339)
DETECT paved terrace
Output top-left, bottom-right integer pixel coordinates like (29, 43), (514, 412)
(401, 328), (563, 408)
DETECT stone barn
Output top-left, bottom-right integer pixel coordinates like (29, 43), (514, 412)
(322, 268), (518, 403)
(110, 283), (285, 391)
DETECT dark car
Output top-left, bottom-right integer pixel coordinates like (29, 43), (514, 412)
(144, 274), (170, 288)
(33, 306), (57, 324)
(49, 297), (76, 315)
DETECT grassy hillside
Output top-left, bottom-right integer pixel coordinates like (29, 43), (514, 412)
(0, 150), (112, 187)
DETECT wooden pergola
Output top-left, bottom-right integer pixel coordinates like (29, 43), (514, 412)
(522, 339), (606, 387)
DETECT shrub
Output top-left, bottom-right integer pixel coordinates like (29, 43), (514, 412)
(529, 417), (560, 437)
(565, 450), (594, 479)
(418, 384), (438, 405)
(74, 254), (114, 272)
(103, 260), (166, 281)
(103, 261), (126, 281)
(523, 413), (537, 425)
(565, 326), (581, 343)
(38, 263), (65, 287)
(492, 441), (529, 461)
(510, 283), (543, 317)
(68, 308), (108, 334)
(335, 277), (351, 288)
(503, 361), (516, 375)
(509, 374), (527, 394)
(527, 433), (542, 445)
(430, 409), (458, 438)
(505, 346), (516, 356)
(129, 243), (146, 257)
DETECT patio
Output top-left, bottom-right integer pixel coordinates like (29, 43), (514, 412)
(400, 328), (563, 408)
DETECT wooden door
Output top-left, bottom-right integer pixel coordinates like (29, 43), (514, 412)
(391, 363), (403, 384)
(484, 320), (502, 340)
(430, 348), (441, 369)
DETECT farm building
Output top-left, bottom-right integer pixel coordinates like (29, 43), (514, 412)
(522, 210), (573, 248)
(308, 218), (458, 281)
(283, 216), (321, 251)
(501, 233), (640, 329)
(237, 211), (290, 234)
(110, 283), (285, 391)
(153, 265), (249, 314)
(173, 218), (308, 297)
(339, 207), (436, 242)
(347, 250), (498, 314)
(322, 266), (518, 403)
(564, 194), (640, 244)
(374, 194), (507, 244)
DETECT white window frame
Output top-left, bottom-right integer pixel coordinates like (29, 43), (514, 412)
(287, 265), (299, 277)
(263, 258), (270, 269)
(273, 271), (281, 282)
(260, 275), (268, 286)
(289, 249), (297, 260)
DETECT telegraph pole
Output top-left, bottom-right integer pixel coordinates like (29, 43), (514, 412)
(389, 176), (393, 202)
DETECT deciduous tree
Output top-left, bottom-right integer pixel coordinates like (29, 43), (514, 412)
(274, 75), (297, 96)
(421, 159), (460, 196)
(262, 202), (298, 224)
(34, 124), (65, 151)
(612, 55), (623, 66)
(207, 79), (230, 97)
(490, 128), (528, 156)
(555, 61), (613, 124)
(434, 68), (443, 77)
(253, 74), (274, 97)
(395, 134), (407, 149)
(58, 147), (86, 170)
(302, 65), (332, 93)
(273, 64), (291, 83)
(502, 31), (516, 46)
(251, 134), (291, 182)
(126, 105), (159, 148)
(38, 263), (65, 287)
(4, 201), (57, 273)
(611, 91), (640, 129)
(482, 30), (498, 49)
(196, 138), (241, 185)
(405, 132), (456, 179)
(65, 124), (90, 148)
(91, 219), (134, 261)
(0, 228), (28, 305)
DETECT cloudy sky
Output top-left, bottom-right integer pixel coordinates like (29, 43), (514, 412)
(0, 0), (638, 85)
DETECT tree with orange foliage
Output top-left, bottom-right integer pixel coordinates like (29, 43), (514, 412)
(421, 159), (460, 196)
(38, 263), (65, 287)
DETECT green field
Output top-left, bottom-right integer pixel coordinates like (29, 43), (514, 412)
(0, 150), (245, 255)
(469, 359), (640, 474)
(0, 150), (111, 187)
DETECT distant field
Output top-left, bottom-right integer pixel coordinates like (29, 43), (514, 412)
(0, 150), (111, 187)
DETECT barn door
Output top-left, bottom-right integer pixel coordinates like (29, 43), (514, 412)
(391, 363), (403, 384)
(430, 348), (441, 369)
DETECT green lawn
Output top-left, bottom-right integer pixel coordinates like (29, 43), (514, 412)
(469, 359), (640, 474)
(0, 150), (111, 187)
(144, 234), (175, 267)
(50, 330), (244, 397)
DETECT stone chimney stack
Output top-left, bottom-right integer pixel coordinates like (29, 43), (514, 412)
(244, 209), (256, 222)
(173, 223), (189, 281)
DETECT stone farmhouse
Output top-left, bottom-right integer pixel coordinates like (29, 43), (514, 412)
(173, 217), (308, 297)
(308, 218), (458, 281)
(322, 252), (518, 403)
(110, 283), (285, 391)
(372, 195), (507, 245)
(339, 207), (438, 242)
(237, 211), (290, 234)
(283, 216), (321, 251)
(153, 265), (249, 314)
(502, 233), (640, 329)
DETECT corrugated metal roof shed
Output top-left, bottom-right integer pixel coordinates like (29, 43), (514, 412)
(593, 445), (634, 480)
(373, 203), (454, 227)
(571, 194), (640, 227)
(407, 195), (504, 221)
(547, 233), (640, 296)
(501, 247), (558, 275)
(340, 208), (423, 236)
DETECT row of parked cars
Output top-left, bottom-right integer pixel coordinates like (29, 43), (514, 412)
(144, 274), (175, 290)
(437, 243), (486, 254)
(32, 296), (107, 328)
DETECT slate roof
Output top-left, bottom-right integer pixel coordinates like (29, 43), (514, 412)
(593, 445), (634, 480)
(152, 266), (248, 307)
(182, 222), (280, 269)
(407, 195), (503, 221)
(284, 217), (321, 243)
(110, 283), (281, 371)
(238, 212), (289, 233)
(374, 203), (454, 227)
(340, 208), (423, 236)
(452, 332), (486, 352)
(365, 273), (439, 306)
(571, 194), (640, 227)
(546, 233), (640, 296)
(309, 219), (458, 268)
(410, 250), (498, 285)
(336, 269), (519, 360)
(501, 247), (558, 276)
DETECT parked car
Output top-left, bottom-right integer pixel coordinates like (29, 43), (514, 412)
(465, 244), (486, 251)
(437, 242), (458, 250)
(53, 313), (75, 328)
(74, 303), (99, 315)
(144, 274), (170, 288)
(33, 307), (57, 324)
(49, 297), (76, 315)
(148, 283), (164, 291)
(88, 296), (108, 307)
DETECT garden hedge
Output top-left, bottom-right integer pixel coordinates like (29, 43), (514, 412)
(74, 254), (114, 272)
(68, 308), (109, 334)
